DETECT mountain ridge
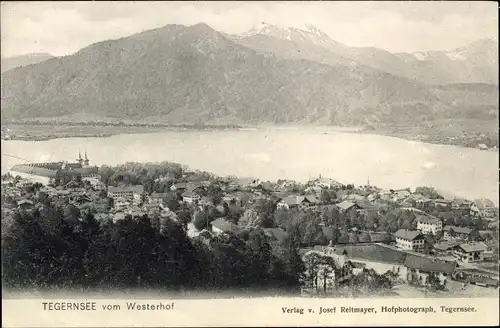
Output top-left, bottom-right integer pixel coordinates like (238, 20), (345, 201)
(1, 23), (498, 126)
(1, 53), (55, 73)
(234, 23), (498, 85)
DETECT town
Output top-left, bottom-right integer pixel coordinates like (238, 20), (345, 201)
(1, 152), (498, 297)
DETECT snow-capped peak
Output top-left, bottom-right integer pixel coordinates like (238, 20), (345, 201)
(241, 22), (334, 47)
(445, 49), (467, 61)
(413, 52), (430, 61)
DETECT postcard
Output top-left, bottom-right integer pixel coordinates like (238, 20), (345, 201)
(1, 1), (498, 327)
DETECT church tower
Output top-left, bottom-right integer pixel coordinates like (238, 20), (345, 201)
(77, 151), (83, 166)
(84, 151), (89, 167)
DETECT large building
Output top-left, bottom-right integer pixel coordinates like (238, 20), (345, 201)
(416, 215), (442, 235)
(394, 229), (425, 252)
(107, 185), (145, 203)
(9, 152), (97, 185)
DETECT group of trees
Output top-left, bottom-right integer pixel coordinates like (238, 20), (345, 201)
(2, 201), (304, 292)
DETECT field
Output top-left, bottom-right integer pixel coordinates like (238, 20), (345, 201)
(371, 119), (499, 149)
(1, 123), (230, 141)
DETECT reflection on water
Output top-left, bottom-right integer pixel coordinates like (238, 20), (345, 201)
(2, 127), (498, 204)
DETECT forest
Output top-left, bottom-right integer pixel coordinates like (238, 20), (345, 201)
(2, 201), (304, 292)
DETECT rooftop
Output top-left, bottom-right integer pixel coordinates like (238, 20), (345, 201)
(393, 229), (423, 241)
(458, 243), (487, 253)
(333, 243), (408, 265)
(416, 215), (441, 225)
(150, 192), (169, 198)
(280, 195), (318, 206)
(108, 185), (144, 194)
(404, 254), (456, 274)
(433, 240), (463, 251)
(211, 218), (240, 234)
(337, 200), (357, 210)
(443, 225), (472, 235)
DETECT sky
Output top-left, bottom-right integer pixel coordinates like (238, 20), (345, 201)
(1, 1), (498, 58)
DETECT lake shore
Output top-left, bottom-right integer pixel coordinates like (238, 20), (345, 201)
(1, 121), (497, 150)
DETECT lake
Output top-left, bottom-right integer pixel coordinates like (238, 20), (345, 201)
(1, 126), (498, 205)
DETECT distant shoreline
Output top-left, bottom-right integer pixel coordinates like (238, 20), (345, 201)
(1, 121), (497, 151)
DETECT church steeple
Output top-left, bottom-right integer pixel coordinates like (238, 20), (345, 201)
(84, 151), (89, 167)
(77, 151), (83, 166)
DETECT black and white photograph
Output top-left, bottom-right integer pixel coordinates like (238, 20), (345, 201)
(1, 1), (499, 326)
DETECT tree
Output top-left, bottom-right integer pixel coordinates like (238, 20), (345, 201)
(207, 185), (223, 205)
(330, 226), (341, 245)
(63, 204), (80, 224)
(193, 208), (214, 231)
(302, 221), (322, 247)
(320, 190), (333, 204)
(165, 193), (180, 212)
(177, 210), (192, 229)
(238, 209), (262, 229)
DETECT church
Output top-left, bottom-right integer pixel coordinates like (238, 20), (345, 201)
(9, 152), (99, 185)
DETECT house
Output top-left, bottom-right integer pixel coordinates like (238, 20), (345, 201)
(452, 199), (474, 214)
(276, 195), (318, 210)
(170, 182), (188, 192)
(452, 243), (486, 263)
(302, 249), (355, 293)
(114, 198), (131, 211)
(310, 177), (339, 189)
(432, 199), (453, 209)
(468, 276), (499, 288)
(129, 209), (146, 219)
(345, 194), (365, 202)
(210, 218), (240, 236)
(182, 191), (201, 204)
(473, 198), (497, 218)
(350, 261), (367, 275)
(404, 254), (456, 287)
(442, 225), (472, 241)
(143, 203), (162, 214)
(479, 240), (498, 254)
(316, 244), (409, 276)
(229, 177), (260, 189)
(304, 186), (323, 198)
(433, 240), (463, 254)
(393, 190), (411, 202)
(74, 194), (92, 206)
(107, 185), (144, 203)
(336, 200), (360, 214)
(416, 215), (442, 235)
(355, 200), (379, 216)
(393, 229), (425, 252)
(17, 199), (34, 210)
(149, 192), (169, 205)
(415, 197), (432, 208)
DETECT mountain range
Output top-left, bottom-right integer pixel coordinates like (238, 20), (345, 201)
(1, 22), (498, 126)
